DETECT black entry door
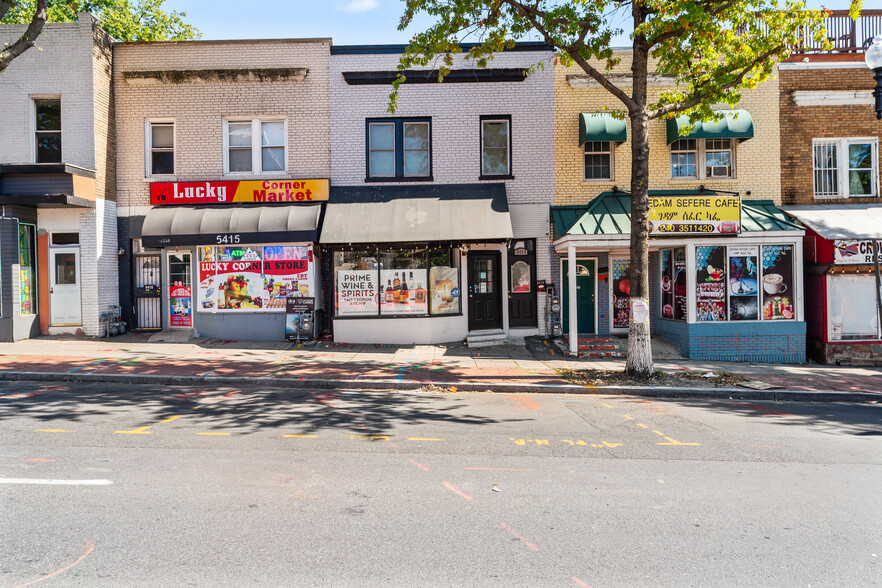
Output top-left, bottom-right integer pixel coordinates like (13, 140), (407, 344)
(468, 252), (502, 330)
(132, 253), (162, 331)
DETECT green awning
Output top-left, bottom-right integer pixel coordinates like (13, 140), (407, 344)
(665, 110), (754, 144)
(579, 113), (627, 145)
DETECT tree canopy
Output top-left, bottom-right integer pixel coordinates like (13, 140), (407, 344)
(2, 0), (201, 42)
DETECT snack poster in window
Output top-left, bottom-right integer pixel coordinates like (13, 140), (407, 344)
(612, 259), (631, 328)
(695, 246), (727, 322)
(728, 246), (759, 321)
(761, 245), (795, 320)
(169, 281), (192, 327)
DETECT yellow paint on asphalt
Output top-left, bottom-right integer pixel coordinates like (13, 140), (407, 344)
(158, 415), (181, 424)
(284, 435), (317, 438)
(652, 430), (665, 436)
(197, 432), (230, 436)
(115, 426), (151, 434)
(602, 403), (613, 408)
(658, 436), (700, 446)
(637, 423), (648, 428)
(624, 415), (634, 420)
(408, 437), (443, 441)
(35, 429), (74, 433)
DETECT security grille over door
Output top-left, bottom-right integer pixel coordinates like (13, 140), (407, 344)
(133, 253), (162, 331)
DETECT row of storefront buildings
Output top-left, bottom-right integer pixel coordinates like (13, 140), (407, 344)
(1, 12), (881, 364)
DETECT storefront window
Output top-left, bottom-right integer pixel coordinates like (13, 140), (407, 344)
(429, 247), (461, 315)
(19, 224), (36, 315)
(198, 244), (312, 312)
(695, 246), (727, 321)
(829, 275), (880, 340)
(761, 245), (795, 320)
(611, 258), (630, 328)
(728, 246), (759, 321)
(673, 248), (688, 321)
(335, 250), (379, 317)
(380, 249), (428, 316)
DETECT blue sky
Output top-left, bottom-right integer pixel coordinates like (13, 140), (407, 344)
(169, 0), (863, 45)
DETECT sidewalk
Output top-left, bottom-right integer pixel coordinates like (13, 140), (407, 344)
(0, 333), (879, 400)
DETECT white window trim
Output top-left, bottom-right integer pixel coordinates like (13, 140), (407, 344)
(583, 141), (614, 182)
(145, 118), (176, 178)
(670, 138), (737, 181)
(30, 94), (62, 164)
(480, 118), (511, 177)
(223, 117), (288, 176)
(812, 137), (879, 200)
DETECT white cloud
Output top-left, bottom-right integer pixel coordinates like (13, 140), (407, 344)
(337, 0), (379, 13)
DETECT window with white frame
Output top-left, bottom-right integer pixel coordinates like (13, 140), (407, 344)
(812, 138), (879, 199)
(34, 98), (62, 163)
(480, 116), (511, 176)
(147, 121), (174, 176)
(671, 138), (735, 180)
(584, 141), (613, 180)
(224, 119), (286, 174)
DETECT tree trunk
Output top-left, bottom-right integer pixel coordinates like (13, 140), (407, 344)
(625, 17), (654, 379)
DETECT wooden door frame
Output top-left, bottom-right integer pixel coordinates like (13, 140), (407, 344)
(467, 251), (503, 331)
(560, 256), (599, 335)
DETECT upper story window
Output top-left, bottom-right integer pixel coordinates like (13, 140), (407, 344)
(670, 138), (735, 180)
(480, 116), (511, 177)
(813, 138), (879, 199)
(366, 118), (431, 180)
(35, 99), (61, 163)
(224, 119), (286, 175)
(148, 121), (175, 176)
(584, 141), (613, 180)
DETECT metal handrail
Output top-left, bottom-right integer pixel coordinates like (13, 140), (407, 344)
(790, 9), (882, 54)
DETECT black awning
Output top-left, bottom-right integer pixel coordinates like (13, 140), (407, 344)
(141, 204), (322, 248)
(0, 194), (95, 208)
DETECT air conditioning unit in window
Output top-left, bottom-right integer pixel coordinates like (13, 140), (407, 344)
(710, 166), (730, 177)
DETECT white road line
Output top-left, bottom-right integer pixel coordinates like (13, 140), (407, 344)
(0, 478), (113, 485)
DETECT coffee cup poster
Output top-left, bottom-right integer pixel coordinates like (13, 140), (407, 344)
(728, 246), (759, 321)
(761, 245), (794, 320)
(695, 246), (727, 321)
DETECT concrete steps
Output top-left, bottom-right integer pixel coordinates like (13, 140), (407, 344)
(467, 329), (507, 348)
(561, 336), (627, 358)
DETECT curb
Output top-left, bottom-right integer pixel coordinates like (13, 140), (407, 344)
(0, 370), (878, 402)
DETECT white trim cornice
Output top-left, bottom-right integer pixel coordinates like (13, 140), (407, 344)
(566, 74), (677, 89)
(792, 90), (873, 106)
(779, 61), (868, 70)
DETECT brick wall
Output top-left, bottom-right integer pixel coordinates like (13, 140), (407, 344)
(554, 55), (782, 205)
(779, 64), (881, 205)
(114, 39), (332, 212)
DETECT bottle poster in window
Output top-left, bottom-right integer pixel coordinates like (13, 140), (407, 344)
(761, 245), (795, 320)
(380, 269), (428, 315)
(673, 248), (687, 321)
(728, 246), (759, 321)
(660, 250), (673, 319)
(695, 246), (726, 321)
(430, 267), (460, 315)
(612, 259), (631, 329)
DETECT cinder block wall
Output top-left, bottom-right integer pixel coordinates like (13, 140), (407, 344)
(779, 63), (880, 205)
(554, 55), (782, 206)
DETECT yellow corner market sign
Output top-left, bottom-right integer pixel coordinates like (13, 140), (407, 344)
(649, 194), (741, 235)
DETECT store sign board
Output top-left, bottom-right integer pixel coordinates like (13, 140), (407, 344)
(150, 179), (330, 205)
(833, 239), (882, 265)
(649, 195), (741, 235)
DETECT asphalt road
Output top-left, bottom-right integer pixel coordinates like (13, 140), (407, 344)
(1, 381), (880, 587)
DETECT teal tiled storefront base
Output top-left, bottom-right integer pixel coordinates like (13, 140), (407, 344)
(655, 320), (806, 364)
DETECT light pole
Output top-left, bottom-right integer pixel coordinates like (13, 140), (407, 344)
(867, 34), (882, 120)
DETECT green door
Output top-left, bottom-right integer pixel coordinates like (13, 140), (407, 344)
(562, 260), (596, 334)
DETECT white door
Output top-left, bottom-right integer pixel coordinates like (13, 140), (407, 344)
(50, 249), (82, 325)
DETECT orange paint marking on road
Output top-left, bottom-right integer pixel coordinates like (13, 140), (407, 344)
(443, 480), (473, 501)
(14, 540), (94, 588)
(463, 467), (534, 471)
(410, 459), (430, 472)
(573, 577), (591, 587)
(499, 522), (539, 551)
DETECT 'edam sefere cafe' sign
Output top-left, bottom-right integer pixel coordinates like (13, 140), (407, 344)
(150, 179), (329, 205)
(649, 194), (741, 235)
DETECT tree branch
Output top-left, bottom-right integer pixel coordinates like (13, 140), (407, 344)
(0, 0), (48, 72)
(645, 0), (739, 48)
(0, 1), (12, 21)
(648, 44), (785, 119)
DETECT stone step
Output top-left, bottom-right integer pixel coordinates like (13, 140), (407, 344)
(579, 350), (628, 359)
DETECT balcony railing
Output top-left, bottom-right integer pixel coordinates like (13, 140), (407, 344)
(790, 9), (882, 54)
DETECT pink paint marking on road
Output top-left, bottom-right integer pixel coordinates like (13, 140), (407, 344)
(499, 522), (539, 551)
(14, 540), (94, 587)
(443, 481), (473, 501)
(410, 459), (430, 471)
(573, 577), (591, 587)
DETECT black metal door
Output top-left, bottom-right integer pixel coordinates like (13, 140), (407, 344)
(508, 239), (537, 328)
(132, 253), (162, 331)
(468, 252), (502, 330)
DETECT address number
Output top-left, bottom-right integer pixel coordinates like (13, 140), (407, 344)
(216, 234), (241, 244)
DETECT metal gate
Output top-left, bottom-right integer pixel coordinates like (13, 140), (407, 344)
(132, 253), (162, 331)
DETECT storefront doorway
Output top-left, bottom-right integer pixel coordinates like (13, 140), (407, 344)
(508, 239), (537, 328)
(468, 252), (502, 330)
(166, 251), (193, 329)
(133, 252), (162, 331)
(49, 249), (81, 326)
(562, 259), (596, 334)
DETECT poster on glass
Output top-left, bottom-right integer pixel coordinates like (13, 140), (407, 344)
(380, 269), (428, 315)
(336, 270), (379, 316)
(728, 245), (759, 321)
(761, 245), (794, 320)
(695, 246), (726, 321)
(612, 259), (631, 328)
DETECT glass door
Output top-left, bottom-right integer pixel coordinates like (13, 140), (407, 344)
(167, 251), (192, 329)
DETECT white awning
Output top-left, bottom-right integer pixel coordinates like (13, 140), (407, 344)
(783, 204), (882, 240)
